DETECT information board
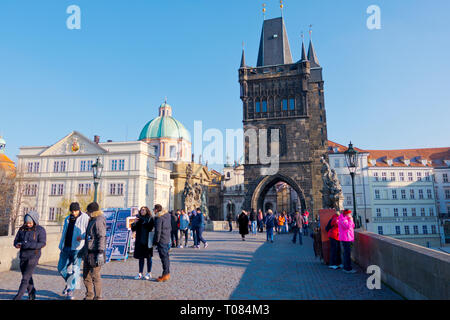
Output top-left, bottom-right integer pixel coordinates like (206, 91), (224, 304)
(110, 209), (133, 260)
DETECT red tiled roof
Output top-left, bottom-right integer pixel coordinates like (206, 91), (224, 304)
(328, 140), (450, 168)
(327, 140), (366, 153)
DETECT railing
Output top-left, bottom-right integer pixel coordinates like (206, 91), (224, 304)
(352, 230), (450, 300)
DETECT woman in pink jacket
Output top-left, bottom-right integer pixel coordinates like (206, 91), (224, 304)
(338, 209), (356, 273)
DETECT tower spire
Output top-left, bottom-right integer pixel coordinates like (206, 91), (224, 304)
(240, 42), (246, 68)
(262, 3), (266, 20)
(301, 32), (307, 61)
(280, 1), (284, 18)
(307, 25), (320, 67)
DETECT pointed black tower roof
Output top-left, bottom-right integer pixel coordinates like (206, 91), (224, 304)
(257, 17), (293, 67)
(307, 39), (320, 67)
(240, 48), (247, 68)
(301, 40), (307, 61)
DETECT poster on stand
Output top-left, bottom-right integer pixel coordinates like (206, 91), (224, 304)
(110, 209), (133, 260)
(104, 209), (117, 251)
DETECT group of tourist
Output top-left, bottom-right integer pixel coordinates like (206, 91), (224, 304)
(326, 209), (357, 273)
(12, 201), (209, 300)
(232, 207), (357, 274)
(11, 201), (356, 300)
(230, 208), (311, 242)
(12, 201), (108, 300)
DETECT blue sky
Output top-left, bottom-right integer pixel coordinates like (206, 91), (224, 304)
(1, 0), (449, 170)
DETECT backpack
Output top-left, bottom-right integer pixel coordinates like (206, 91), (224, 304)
(325, 218), (333, 233)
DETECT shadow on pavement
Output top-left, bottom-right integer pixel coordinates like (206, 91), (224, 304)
(33, 265), (60, 277)
(229, 234), (403, 300)
(0, 288), (62, 300)
(102, 274), (135, 280)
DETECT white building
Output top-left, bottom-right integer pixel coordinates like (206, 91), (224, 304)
(329, 141), (446, 248)
(328, 142), (372, 229)
(430, 156), (450, 244)
(16, 131), (156, 230)
(154, 162), (174, 212)
(222, 164), (245, 219)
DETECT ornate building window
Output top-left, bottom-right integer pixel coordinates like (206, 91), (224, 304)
(256, 101), (261, 113)
(262, 100), (267, 112)
(282, 99), (288, 111)
(289, 98), (295, 110)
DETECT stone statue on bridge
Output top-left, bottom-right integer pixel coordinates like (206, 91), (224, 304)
(320, 156), (344, 212)
(182, 164), (209, 220)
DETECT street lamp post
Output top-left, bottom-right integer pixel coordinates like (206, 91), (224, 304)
(344, 142), (361, 229)
(91, 157), (103, 203)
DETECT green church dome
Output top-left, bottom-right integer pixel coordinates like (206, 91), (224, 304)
(139, 103), (191, 141)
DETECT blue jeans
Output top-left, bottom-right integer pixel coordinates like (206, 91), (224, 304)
(251, 221), (257, 234)
(303, 224), (309, 236)
(266, 227), (274, 242)
(193, 227), (206, 246)
(157, 243), (170, 275)
(292, 227), (303, 244)
(58, 247), (83, 291)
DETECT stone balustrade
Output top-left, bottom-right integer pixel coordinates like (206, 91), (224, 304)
(0, 233), (61, 273)
(353, 230), (450, 300)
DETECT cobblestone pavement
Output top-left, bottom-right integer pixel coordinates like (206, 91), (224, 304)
(0, 231), (402, 300)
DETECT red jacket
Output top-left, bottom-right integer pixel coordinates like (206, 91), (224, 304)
(302, 211), (309, 225)
(327, 214), (339, 241)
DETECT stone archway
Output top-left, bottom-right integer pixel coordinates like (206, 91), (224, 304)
(251, 173), (307, 213)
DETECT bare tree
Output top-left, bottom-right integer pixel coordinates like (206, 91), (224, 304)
(8, 165), (32, 236)
(0, 170), (15, 235)
(57, 188), (103, 224)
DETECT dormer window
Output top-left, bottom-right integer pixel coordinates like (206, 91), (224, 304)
(421, 160), (428, 166)
(333, 147), (339, 153)
(404, 159), (410, 166)
(387, 159), (393, 166)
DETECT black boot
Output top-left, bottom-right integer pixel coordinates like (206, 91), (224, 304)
(28, 289), (36, 300)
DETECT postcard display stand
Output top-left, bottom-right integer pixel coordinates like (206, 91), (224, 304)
(104, 208), (138, 262)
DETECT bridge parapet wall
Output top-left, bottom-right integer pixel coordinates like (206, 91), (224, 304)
(0, 233), (61, 273)
(353, 230), (450, 300)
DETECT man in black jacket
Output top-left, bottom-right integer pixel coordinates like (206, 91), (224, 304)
(152, 204), (172, 282)
(82, 202), (106, 300)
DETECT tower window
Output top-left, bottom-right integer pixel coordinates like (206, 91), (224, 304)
(289, 98), (295, 110)
(256, 101), (261, 113)
(170, 146), (176, 158)
(282, 99), (288, 111)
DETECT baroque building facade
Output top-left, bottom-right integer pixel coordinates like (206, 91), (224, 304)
(239, 16), (328, 218)
(16, 131), (156, 231)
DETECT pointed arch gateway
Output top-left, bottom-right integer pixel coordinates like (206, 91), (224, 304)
(251, 173), (307, 213)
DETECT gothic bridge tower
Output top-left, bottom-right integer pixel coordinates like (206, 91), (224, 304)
(239, 17), (328, 218)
